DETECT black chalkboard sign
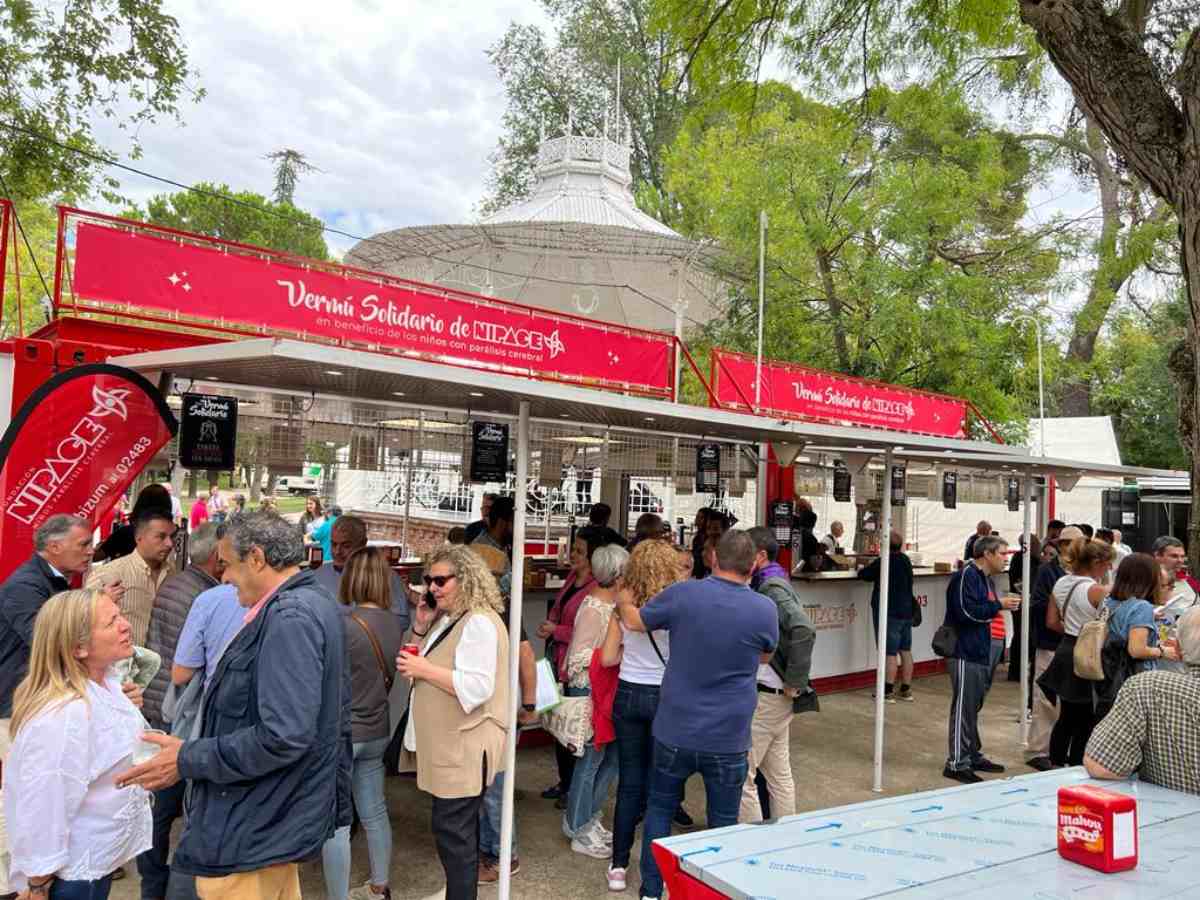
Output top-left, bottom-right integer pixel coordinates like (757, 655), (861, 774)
(943, 471), (957, 509)
(769, 500), (794, 545)
(891, 465), (907, 507)
(833, 460), (851, 502)
(179, 394), (238, 471)
(696, 442), (721, 493)
(1007, 477), (1021, 512)
(469, 421), (509, 483)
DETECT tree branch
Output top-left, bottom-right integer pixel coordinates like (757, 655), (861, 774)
(1018, 0), (1184, 204)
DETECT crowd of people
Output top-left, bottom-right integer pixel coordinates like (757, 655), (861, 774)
(0, 484), (1196, 900)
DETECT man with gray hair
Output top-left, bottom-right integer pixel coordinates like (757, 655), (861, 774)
(943, 534), (1021, 784)
(117, 511), (352, 899)
(1085, 607), (1200, 795)
(616, 529), (778, 900)
(137, 521), (225, 900)
(313, 514), (410, 631)
(0, 514), (95, 896)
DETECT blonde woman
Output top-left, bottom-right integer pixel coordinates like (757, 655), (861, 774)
(396, 545), (510, 900)
(599, 540), (686, 893)
(3, 589), (152, 899)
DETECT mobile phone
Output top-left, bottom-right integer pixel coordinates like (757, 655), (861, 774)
(423, 590), (437, 609)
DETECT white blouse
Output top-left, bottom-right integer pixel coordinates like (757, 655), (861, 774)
(3, 675), (152, 891)
(403, 612), (499, 752)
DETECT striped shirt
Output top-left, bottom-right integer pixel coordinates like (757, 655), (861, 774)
(1085, 667), (1200, 796)
(87, 552), (172, 646)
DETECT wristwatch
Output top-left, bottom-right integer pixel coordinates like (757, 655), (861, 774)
(522, 703), (536, 713)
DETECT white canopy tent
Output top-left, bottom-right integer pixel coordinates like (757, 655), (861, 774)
(110, 337), (1173, 896)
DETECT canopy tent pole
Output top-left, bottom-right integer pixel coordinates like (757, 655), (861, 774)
(872, 448), (894, 793)
(1020, 468), (1033, 747)
(757, 442), (769, 527)
(400, 412), (421, 554)
(498, 399), (529, 900)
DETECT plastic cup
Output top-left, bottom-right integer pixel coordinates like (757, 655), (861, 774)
(402, 643), (420, 657)
(132, 729), (167, 765)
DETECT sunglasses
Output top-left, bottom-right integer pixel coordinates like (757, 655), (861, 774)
(423, 574), (457, 588)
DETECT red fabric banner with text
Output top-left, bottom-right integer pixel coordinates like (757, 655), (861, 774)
(712, 349), (968, 438)
(72, 223), (673, 395)
(0, 364), (178, 582)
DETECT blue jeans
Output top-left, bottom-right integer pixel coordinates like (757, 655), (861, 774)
(321, 736), (394, 896)
(563, 685), (619, 835)
(479, 769), (519, 862)
(50, 877), (112, 900)
(638, 740), (748, 898)
(611, 680), (660, 868)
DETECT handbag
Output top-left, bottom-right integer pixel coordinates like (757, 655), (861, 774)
(540, 693), (592, 757)
(911, 596), (923, 628)
(350, 611), (395, 694)
(931, 623), (957, 657)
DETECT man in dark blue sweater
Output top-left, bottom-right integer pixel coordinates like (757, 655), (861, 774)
(943, 534), (1021, 784)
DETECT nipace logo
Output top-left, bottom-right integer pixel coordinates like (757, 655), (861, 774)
(7, 386), (133, 525)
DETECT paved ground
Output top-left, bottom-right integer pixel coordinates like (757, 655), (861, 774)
(113, 670), (1032, 899)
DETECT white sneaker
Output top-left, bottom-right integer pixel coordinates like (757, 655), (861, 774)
(607, 866), (627, 891)
(571, 823), (611, 859)
(347, 883), (390, 900)
(594, 819), (613, 843)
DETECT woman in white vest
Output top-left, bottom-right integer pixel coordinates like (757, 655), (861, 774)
(397, 545), (510, 900)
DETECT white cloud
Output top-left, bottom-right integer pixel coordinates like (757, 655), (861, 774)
(90, 0), (549, 254)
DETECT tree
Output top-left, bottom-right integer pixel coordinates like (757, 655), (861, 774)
(125, 184), (330, 260)
(0, 0), (199, 203)
(482, 0), (696, 222)
(667, 81), (1065, 429)
(654, 0), (1200, 556)
(265, 149), (321, 207)
(1, 200), (56, 338)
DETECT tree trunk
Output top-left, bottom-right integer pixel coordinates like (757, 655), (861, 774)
(1178, 194), (1200, 568)
(815, 247), (852, 371)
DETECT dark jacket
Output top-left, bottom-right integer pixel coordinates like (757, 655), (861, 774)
(144, 565), (220, 728)
(944, 562), (1001, 665)
(464, 519), (488, 546)
(0, 555), (71, 716)
(1008, 549), (1040, 594)
(1031, 559), (1065, 652)
(757, 565), (816, 692)
(859, 552), (915, 620)
(174, 569), (352, 877)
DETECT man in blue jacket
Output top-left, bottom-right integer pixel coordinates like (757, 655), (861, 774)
(943, 534), (1020, 784)
(118, 511), (352, 898)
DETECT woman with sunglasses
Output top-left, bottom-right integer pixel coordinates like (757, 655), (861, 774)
(396, 545), (510, 900)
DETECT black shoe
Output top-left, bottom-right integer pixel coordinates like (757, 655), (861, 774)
(554, 795), (566, 810)
(972, 759), (1005, 774)
(943, 766), (983, 784)
(1026, 756), (1055, 772)
(541, 784), (565, 800)
(674, 805), (695, 828)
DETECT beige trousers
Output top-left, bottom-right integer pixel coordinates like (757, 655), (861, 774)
(739, 692), (796, 823)
(1027, 649), (1058, 758)
(196, 863), (301, 900)
(0, 717), (11, 895)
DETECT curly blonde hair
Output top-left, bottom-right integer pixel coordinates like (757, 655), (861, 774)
(427, 544), (505, 615)
(624, 539), (685, 607)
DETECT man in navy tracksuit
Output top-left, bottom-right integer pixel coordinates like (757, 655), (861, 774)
(943, 534), (1021, 784)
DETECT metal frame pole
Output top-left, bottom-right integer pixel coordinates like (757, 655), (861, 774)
(400, 412), (421, 555)
(498, 399), (529, 899)
(755, 211), (767, 410)
(1020, 467), (1033, 747)
(872, 449), (894, 793)
(757, 442), (769, 527)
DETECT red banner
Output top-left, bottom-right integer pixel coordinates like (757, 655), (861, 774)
(712, 349), (968, 438)
(0, 364), (178, 582)
(71, 222), (674, 395)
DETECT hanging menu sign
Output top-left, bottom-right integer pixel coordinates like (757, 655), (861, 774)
(769, 500), (794, 545)
(943, 471), (958, 509)
(469, 421), (509, 483)
(891, 465), (907, 507)
(1007, 477), (1021, 512)
(833, 460), (851, 502)
(179, 394), (238, 471)
(696, 442), (721, 493)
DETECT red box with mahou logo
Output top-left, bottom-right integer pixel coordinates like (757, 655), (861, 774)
(1057, 785), (1138, 873)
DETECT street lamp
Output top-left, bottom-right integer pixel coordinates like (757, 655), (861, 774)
(1014, 313), (1046, 457)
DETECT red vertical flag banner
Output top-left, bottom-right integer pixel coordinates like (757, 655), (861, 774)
(0, 364), (178, 582)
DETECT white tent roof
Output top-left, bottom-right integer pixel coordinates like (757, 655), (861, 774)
(1028, 415), (1122, 465)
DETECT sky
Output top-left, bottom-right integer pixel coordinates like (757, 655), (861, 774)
(92, 0), (552, 256)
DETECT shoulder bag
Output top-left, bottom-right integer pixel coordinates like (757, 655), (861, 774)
(1074, 594), (1111, 681)
(350, 611), (395, 694)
